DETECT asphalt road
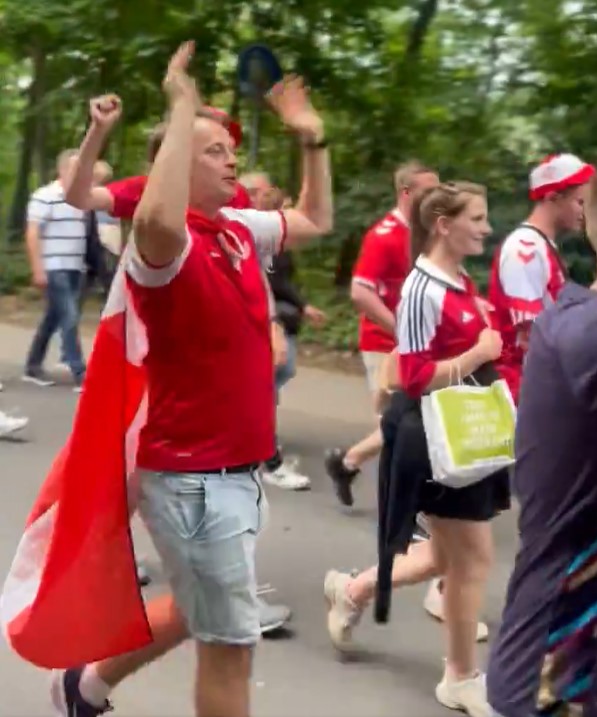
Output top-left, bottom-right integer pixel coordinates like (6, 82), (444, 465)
(0, 320), (518, 717)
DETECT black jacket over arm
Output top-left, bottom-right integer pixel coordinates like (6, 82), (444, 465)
(267, 250), (306, 336)
(374, 363), (502, 624)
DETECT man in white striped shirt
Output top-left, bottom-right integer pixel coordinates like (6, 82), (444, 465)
(23, 149), (87, 389)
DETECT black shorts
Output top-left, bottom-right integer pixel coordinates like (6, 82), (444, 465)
(419, 468), (511, 522)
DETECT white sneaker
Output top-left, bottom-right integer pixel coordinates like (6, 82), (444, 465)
(324, 570), (363, 651)
(424, 578), (489, 642)
(0, 411), (28, 438)
(436, 668), (491, 717)
(262, 458), (311, 491)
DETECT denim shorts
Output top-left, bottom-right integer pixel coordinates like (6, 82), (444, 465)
(137, 468), (267, 645)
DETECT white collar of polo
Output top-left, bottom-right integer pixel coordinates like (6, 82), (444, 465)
(415, 256), (468, 292)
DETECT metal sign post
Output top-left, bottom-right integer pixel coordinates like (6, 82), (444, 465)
(237, 44), (283, 170)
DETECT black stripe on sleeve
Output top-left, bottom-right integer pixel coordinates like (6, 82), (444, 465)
(407, 271), (431, 352)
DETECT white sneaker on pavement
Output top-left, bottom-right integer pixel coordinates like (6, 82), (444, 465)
(424, 578), (489, 642)
(324, 570), (363, 651)
(436, 667), (491, 717)
(0, 411), (28, 438)
(262, 457), (311, 491)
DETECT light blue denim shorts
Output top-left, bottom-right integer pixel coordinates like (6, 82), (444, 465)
(137, 468), (267, 645)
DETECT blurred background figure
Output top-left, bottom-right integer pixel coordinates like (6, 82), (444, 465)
(246, 181), (327, 490)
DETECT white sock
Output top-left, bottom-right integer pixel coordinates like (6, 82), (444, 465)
(79, 665), (111, 707)
(343, 457), (358, 472)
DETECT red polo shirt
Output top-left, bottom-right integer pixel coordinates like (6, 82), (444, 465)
(352, 209), (410, 353)
(123, 205), (285, 471)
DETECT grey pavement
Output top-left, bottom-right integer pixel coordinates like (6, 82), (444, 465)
(0, 320), (518, 717)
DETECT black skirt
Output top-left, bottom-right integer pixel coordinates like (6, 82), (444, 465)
(406, 362), (512, 521)
(419, 463), (511, 521)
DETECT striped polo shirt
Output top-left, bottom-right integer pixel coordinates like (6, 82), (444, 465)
(27, 181), (87, 272)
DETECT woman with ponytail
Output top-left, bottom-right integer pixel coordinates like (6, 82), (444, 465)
(325, 182), (509, 717)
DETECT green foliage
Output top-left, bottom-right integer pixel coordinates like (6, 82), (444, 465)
(299, 286), (358, 351)
(0, 248), (30, 294)
(1, 0), (596, 347)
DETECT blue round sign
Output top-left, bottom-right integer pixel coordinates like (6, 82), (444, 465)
(237, 44), (283, 99)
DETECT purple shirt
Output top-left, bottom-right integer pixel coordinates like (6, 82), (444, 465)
(487, 283), (597, 717)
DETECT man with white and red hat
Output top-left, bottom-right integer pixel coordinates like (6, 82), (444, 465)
(488, 153), (595, 402)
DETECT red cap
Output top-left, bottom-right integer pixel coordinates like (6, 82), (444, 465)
(529, 153), (595, 200)
(203, 106), (243, 148)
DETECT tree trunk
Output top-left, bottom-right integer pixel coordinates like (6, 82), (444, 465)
(334, 234), (360, 288)
(229, 83), (240, 120)
(7, 43), (46, 243)
(34, 74), (49, 184)
(404, 0), (440, 63)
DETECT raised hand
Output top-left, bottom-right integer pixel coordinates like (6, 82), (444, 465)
(89, 95), (122, 132)
(163, 41), (200, 108)
(267, 75), (324, 142)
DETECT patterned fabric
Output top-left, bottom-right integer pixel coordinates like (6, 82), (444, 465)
(536, 538), (597, 715)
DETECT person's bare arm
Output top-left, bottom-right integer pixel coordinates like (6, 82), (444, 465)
(427, 329), (503, 391)
(267, 77), (333, 246)
(284, 141), (332, 244)
(132, 42), (196, 267)
(25, 222), (47, 288)
(350, 281), (396, 335)
(65, 95), (122, 212)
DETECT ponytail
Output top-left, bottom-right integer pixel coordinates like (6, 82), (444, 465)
(409, 186), (436, 266)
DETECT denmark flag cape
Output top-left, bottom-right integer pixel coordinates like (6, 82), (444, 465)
(0, 252), (153, 668)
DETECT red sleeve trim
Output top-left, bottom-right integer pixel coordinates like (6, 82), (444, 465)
(399, 352), (437, 398)
(106, 176), (147, 220)
(352, 276), (378, 290)
(507, 296), (543, 312)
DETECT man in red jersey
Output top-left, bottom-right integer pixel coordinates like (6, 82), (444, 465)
(325, 161), (438, 508)
(62, 87), (292, 626)
(53, 42), (332, 717)
(488, 153), (594, 402)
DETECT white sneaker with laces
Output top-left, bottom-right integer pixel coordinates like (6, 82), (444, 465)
(424, 578), (489, 642)
(436, 667), (491, 717)
(262, 457), (311, 491)
(324, 570), (363, 651)
(0, 411), (28, 437)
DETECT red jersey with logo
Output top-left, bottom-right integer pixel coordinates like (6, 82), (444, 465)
(124, 207), (285, 472)
(488, 225), (566, 400)
(107, 175), (252, 219)
(352, 210), (410, 353)
(398, 257), (505, 399)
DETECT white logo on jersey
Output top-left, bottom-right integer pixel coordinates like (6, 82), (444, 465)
(461, 311), (475, 323)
